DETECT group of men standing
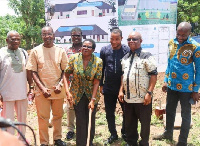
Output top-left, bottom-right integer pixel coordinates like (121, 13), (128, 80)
(0, 21), (199, 146)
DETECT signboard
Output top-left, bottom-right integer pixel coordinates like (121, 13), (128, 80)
(45, 0), (178, 72)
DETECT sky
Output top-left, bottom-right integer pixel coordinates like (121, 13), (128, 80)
(0, 0), (16, 16)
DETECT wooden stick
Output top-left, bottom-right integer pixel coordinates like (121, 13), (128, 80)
(87, 108), (92, 146)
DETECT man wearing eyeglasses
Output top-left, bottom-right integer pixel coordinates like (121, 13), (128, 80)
(118, 31), (157, 146)
(26, 26), (68, 146)
(153, 22), (200, 146)
(100, 28), (129, 144)
(0, 31), (31, 137)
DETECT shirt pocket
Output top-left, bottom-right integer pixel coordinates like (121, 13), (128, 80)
(177, 49), (193, 65)
(178, 53), (192, 65)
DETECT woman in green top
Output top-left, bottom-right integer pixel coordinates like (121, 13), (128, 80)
(64, 39), (103, 146)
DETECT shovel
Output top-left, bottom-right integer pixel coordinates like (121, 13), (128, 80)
(87, 108), (92, 146)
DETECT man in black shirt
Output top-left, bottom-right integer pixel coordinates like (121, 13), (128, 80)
(100, 28), (129, 144)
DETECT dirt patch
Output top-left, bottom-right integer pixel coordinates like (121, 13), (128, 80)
(25, 72), (200, 145)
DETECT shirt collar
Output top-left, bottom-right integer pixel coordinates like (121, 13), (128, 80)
(129, 47), (142, 57)
(174, 37), (192, 45)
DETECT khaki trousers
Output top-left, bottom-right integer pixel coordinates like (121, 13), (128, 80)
(66, 101), (75, 132)
(1, 99), (28, 136)
(35, 95), (64, 145)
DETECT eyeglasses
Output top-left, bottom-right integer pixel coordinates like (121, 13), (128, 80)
(127, 38), (139, 42)
(71, 35), (82, 37)
(9, 38), (21, 42)
(176, 34), (188, 38)
(42, 33), (53, 37)
(82, 45), (93, 49)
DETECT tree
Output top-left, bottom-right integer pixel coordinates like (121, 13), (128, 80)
(166, 14), (169, 20)
(138, 14), (141, 20)
(108, 17), (118, 32)
(157, 11), (161, 19)
(8, 0), (45, 50)
(112, 3), (116, 16)
(177, 0), (200, 33)
(145, 11), (149, 19)
(0, 15), (24, 48)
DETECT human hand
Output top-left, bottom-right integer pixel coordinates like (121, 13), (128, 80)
(53, 84), (62, 94)
(118, 91), (124, 103)
(100, 86), (103, 95)
(42, 88), (51, 98)
(143, 93), (152, 105)
(66, 92), (74, 107)
(27, 89), (35, 99)
(88, 100), (95, 111)
(191, 92), (199, 102)
(162, 82), (168, 93)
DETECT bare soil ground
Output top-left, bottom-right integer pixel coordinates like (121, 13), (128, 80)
(25, 72), (200, 146)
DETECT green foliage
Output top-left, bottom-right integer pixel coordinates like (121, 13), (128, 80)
(155, 80), (162, 89)
(96, 112), (107, 125)
(151, 114), (163, 127)
(189, 113), (200, 145)
(0, 15), (23, 48)
(177, 0), (200, 33)
(8, 0), (45, 50)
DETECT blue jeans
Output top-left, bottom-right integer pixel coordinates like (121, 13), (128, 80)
(165, 88), (191, 144)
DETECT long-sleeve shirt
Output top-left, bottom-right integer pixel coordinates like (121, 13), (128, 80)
(100, 44), (130, 95)
(164, 37), (200, 92)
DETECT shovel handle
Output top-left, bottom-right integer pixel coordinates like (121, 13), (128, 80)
(87, 108), (92, 146)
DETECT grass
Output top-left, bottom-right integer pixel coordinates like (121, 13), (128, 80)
(155, 80), (162, 89)
(25, 103), (200, 146)
(188, 112), (200, 145)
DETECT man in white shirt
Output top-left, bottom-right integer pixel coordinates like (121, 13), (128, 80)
(118, 31), (157, 146)
(0, 31), (31, 137)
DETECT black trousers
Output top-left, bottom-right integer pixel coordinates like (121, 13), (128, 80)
(104, 93), (125, 136)
(74, 94), (97, 146)
(165, 88), (191, 144)
(124, 102), (152, 146)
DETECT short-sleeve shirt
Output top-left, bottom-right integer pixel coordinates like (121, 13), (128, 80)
(121, 48), (157, 103)
(26, 44), (68, 99)
(0, 47), (28, 101)
(65, 53), (103, 105)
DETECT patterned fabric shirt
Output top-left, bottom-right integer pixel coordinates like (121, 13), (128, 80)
(164, 37), (200, 92)
(121, 48), (157, 103)
(65, 45), (81, 58)
(65, 53), (103, 105)
(65, 45), (81, 83)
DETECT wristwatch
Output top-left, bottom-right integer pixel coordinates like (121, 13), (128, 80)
(59, 82), (63, 87)
(91, 97), (96, 101)
(29, 86), (34, 89)
(147, 91), (152, 96)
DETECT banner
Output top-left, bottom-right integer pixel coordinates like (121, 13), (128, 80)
(45, 0), (178, 72)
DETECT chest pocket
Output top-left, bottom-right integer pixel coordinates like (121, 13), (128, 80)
(177, 44), (196, 65)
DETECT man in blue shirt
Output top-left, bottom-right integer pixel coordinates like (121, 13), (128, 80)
(100, 28), (130, 144)
(153, 22), (200, 146)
